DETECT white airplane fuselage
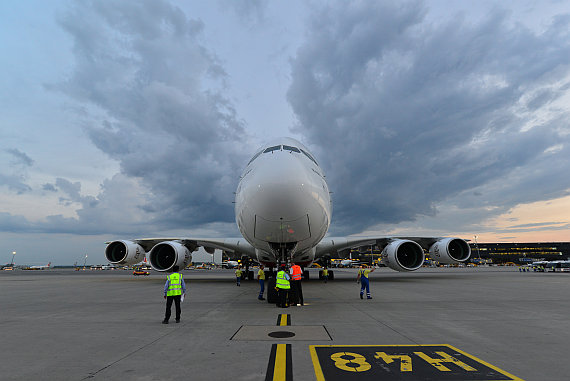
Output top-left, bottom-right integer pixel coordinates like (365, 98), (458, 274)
(234, 138), (331, 266)
(104, 138), (471, 273)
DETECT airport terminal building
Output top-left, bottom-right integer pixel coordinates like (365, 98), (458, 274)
(351, 242), (570, 265)
(469, 242), (570, 263)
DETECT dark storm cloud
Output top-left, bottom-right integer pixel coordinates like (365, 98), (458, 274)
(5, 175), (166, 235)
(48, 0), (250, 233)
(0, 174), (32, 194)
(1, 149), (34, 194)
(0, 213), (32, 232)
(288, 1), (570, 234)
(6, 148), (34, 167)
(509, 221), (566, 229)
(42, 183), (57, 192)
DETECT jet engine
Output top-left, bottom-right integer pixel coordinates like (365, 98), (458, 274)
(381, 239), (425, 271)
(105, 240), (146, 266)
(149, 241), (191, 272)
(429, 238), (471, 264)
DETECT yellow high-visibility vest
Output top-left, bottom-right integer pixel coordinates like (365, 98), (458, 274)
(167, 273), (183, 296)
(358, 269), (370, 278)
(276, 270), (290, 289)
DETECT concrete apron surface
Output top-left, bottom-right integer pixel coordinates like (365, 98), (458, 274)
(0, 267), (567, 380)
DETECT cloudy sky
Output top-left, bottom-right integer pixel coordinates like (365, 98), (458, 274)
(1, 0), (569, 265)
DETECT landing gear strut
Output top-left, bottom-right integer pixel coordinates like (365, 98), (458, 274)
(266, 242), (296, 304)
(241, 255), (254, 280)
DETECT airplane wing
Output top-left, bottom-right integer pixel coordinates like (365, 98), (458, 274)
(105, 237), (256, 272)
(316, 236), (446, 255)
(315, 236), (471, 271)
(131, 237), (256, 257)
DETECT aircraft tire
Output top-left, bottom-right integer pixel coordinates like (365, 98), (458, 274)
(303, 270), (310, 281)
(267, 277), (278, 304)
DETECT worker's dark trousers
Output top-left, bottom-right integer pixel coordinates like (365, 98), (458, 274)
(360, 278), (371, 298)
(277, 288), (289, 308)
(258, 279), (265, 299)
(165, 295), (181, 321)
(290, 280), (303, 305)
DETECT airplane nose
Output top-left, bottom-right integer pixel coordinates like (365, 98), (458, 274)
(248, 156), (314, 220)
(240, 154), (324, 243)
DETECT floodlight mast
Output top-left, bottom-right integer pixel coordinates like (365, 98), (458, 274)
(474, 236), (481, 260)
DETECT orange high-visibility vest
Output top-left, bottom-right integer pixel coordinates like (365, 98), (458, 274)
(291, 265), (302, 281)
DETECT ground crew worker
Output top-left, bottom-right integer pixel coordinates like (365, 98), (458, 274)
(322, 267), (329, 283)
(357, 265), (375, 299)
(275, 264), (290, 308)
(290, 263), (304, 306)
(258, 265), (266, 300)
(235, 266), (242, 286)
(163, 265), (186, 324)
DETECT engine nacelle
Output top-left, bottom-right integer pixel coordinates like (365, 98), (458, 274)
(149, 241), (191, 272)
(105, 240), (146, 266)
(381, 239), (425, 271)
(429, 238), (471, 264)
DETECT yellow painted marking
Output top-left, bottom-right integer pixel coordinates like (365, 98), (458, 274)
(443, 344), (524, 380)
(414, 351), (477, 372)
(279, 314), (287, 326)
(310, 345), (326, 381)
(273, 344), (287, 380)
(309, 344), (525, 381)
(375, 352), (412, 372)
(330, 352), (371, 372)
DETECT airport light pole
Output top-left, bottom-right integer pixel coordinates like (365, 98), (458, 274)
(83, 254), (88, 270)
(11, 251), (16, 266)
(474, 236), (481, 260)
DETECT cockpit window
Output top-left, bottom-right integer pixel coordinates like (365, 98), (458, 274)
(300, 148), (319, 166)
(282, 145), (300, 153)
(263, 145), (281, 153)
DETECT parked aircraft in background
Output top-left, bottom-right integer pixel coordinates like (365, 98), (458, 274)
(338, 259), (360, 268)
(222, 261), (239, 269)
(24, 262), (52, 270)
(104, 138), (470, 273)
(530, 260), (570, 272)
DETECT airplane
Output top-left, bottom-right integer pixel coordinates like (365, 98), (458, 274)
(25, 262), (52, 270)
(104, 137), (470, 276)
(222, 260), (240, 269)
(339, 259), (360, 268)
(541, 260), (570, 272)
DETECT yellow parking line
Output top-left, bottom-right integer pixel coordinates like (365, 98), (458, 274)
(266, 344), (292, 381)
(278, 314), (290, 326)
(273, 344), (287, 380)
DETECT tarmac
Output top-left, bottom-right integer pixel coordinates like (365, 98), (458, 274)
(0, 266), (568, 381)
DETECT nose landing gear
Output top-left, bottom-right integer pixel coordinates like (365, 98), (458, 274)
(266, 242), (297, 304)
